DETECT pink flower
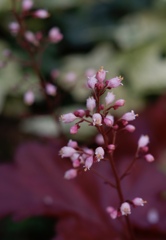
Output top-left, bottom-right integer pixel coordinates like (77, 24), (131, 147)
(9, 22), (20, 35)
(67, 140), (78, 148)
(96, 66), (107, 83)
(24, 31), (38, 46)
(113, 99), (125, 109)
(107, 144), (115, 153)
(106, 206), (118, 219)
(48, 27), (63, 43)
(121, 110), (137, 122)
(87, 75), (97, 89)
(124, 124), (136, 132)
(106, 76), (123, 88)
(85, 156), (93, 170)
(64, 169), (77, 179)
(95, 134), (104, 145)
(120, 202), (131, 216)
(92, 113), (102, 126)
(70, 124), (80, 134)
(132, 198), (147, 206)
(138, 135), (149, 148)
(144, 154), (155, 162)
(86, 97), (96, 111)
(74, 109), (85, 117)
(45, 83), (57, 96)
(24, 90), (35, 105)
(22, 0), (33, 11)
(105, 92), (115, 105)
(60, 113), (77, 123)
(59, 146), (76, 158)
(95, 147), (104, 161)
(33, 9), (49, 18)
(104, 114), (114, 127)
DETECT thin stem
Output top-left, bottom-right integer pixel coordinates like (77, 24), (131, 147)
(120, 149), (139, 180)
(91, 169), (116, 188)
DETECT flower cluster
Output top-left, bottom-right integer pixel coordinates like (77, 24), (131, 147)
(107, 198), (147, 219)
(7, 0), (62, 106)
(59, 66), (154, 220)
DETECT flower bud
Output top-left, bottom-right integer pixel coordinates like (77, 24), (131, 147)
(45, 83), (57, 96)
(138, 135), (149, 148)
(113, 99), (125, 109)
(85, 156), (93, 170)
(48, 27), (63, 43)
(9, 22), (20, 35)
(106, 207), (118, 219)
(24, 31), (38, 45)
(60, 113), (77, 123)
(64, 169), (77, 179)
(96, 66), (107, 83)
(106, 76), (123, 88)
(104, 114), (114, 127)
(120, 202), (131, 216)
(95, 147), (104, 161)
(22, 0), (33, 11)
(132, 198), (147, 206)
(70, 124), (80, 134)
(74, 109), (85, 117)
(92, 113), (102, 126)
(33, 9), (49, 18)
(86, 96), (96, 112)
(124, 124), (136, 132)
(144, 153), (154, 162)
(105, 92), (115, 105)
(24, 90), (35, 105)
(67, 140), (78, 148)
(107, 144), (115, 153)
(87, 75), (97, 89)
(121, 110), (137, 122)
(59, 146), (76, 158)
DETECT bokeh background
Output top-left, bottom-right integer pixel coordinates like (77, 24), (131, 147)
(0, 0), (166, 239)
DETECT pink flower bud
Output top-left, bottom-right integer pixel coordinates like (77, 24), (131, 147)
(67, 140), (78, 148)
(121, 110), (137, 122)
(64, 169), (77, 179)
(85, 156), (93, 169)
(24, 31), (38, 45)
(33, 9), (49, 18)
(144, 153), (154, 162)
(105, 92), (115, 105)
(59, 146), (76, 158)
(22, 0), (33, 11)
(124, 124), (136, 132)
(120, 202), (131, 216)
(95, 147), (104, 161)
(132, 198), (147, 206)
(45, 83), (57, 96)
(87, 75), (97, 89)
(64, 72), (77, 83)
(86, 97), (96, 111)
(113, 99), (125, 109)
(107, 144), (115, 153)
(70, 124), (80, 134)
(106, 76), (123, 88)
(92, 113), (102, 126)
(60, 113), (77, 123)
(9, 22), (20, 35)
(138, 135), (149, 148)
(48, 27), (63, 43)
(104, 114), (114, 127)
(106, 207), (118, 219)
(24, 90), (35, 105)
(95, 134), (104, 145)
(74, 109), (85, 117)
(147, 208), (159, 224)
(96, 66), (107, 83)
